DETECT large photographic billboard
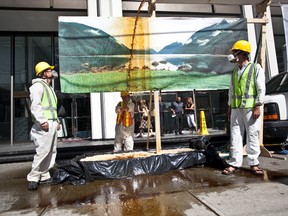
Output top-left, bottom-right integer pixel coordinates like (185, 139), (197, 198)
(58, 17), (247, 93)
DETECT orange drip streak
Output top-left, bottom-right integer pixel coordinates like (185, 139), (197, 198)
(127, 0), (146, 91)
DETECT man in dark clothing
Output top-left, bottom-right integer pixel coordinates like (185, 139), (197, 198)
(171, 96), (184, 135)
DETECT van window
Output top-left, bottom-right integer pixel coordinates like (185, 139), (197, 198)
(275, 73), (288, 93)
(266, 72), (287, 94)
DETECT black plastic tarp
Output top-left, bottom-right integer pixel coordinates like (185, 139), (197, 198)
(52, 142), (228, 185)
(53, 150), (206, 185)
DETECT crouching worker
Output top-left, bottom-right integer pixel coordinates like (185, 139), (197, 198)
(27, 62), (61, 190)
(114, 91), (135, 152)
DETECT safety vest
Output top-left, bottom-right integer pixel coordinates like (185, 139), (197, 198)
(231, 63), (257, 108)
(116, 101), (133, 127)
(35, 80), (58, 120)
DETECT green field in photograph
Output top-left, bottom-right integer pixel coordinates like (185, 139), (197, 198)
(60, 70), (230, 93)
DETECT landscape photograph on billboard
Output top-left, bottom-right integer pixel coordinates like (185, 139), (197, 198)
(58, 17), (247, 93)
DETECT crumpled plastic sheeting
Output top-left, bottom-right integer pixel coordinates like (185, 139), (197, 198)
(52, 151), (206, 185)
(53, 155), (89, 185)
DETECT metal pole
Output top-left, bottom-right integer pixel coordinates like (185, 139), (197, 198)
(10, 35), (15, 146)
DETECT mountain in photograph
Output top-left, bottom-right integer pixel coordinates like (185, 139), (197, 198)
(59, 18), (247, 74)
(159, 19), (247, 54)
(158, 42), (183, 54)
(59, 19), (246, 56)
(59, 22), (131, 55)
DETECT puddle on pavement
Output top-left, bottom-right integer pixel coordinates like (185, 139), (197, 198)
(3, 158), (285, 216)
(2, 166), (288, 215)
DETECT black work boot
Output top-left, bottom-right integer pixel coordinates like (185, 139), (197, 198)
(28, 181), (39, 190)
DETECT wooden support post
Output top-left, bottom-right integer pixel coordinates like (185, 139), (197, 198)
(243, 12), (278, 158)
(154, 91), (162, 153)
(259, 13), (272, 158)
(149, 0), (161, 154)
(250, 12), (280, 159)
(246, 18), (268, 24)
(148, 0), (156, 17)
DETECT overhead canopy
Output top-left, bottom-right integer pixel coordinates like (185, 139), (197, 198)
(149, 0), (287, 15)
(155, 0), (286, 6)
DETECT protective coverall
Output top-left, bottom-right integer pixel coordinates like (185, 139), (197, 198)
(27, 78), (58, 182)
(228, 62), (266, 167)
(114, 99), (135, 151)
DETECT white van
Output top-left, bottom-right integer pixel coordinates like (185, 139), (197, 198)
(263, 71), (288, 144)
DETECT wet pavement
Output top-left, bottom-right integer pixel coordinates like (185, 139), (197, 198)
(0, 153), (288, 216)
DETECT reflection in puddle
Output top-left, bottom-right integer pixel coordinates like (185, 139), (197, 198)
(4, 166), (288, 216)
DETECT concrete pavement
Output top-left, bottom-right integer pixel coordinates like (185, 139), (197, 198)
(0, 152), (288, 216)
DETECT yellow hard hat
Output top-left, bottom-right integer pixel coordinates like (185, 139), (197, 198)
(120, 91), (130, 97)
(231, 40), (251, 53)
(35, 62), (55, 76)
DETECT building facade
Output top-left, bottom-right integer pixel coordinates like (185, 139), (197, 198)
(0, 0), (286, 145)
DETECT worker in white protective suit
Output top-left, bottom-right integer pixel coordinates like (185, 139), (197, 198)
(222, 40), (266, 175)
(27, 62), (60, 190)
(114, 91), (135, 152)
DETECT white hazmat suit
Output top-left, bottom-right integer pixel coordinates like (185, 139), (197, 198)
(27, 78), (58, 183)
(228, 62), (265, 167)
